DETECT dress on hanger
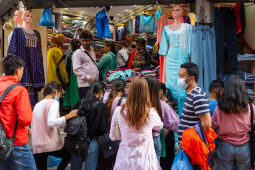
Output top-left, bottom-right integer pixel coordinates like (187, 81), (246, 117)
(159, 23), (192, 116)
(8, 28), (45, 108)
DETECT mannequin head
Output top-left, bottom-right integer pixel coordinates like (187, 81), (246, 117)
(172, 4), (183, 19)
(13, 10), (23, 27)
(22, 10), (32, 25)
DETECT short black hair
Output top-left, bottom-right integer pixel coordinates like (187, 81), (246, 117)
(80, 31), (92, 40)
(2, 54), (25, 75)
(180, 62), (199, 82)
(43, 81), (61, 97)
(71, 39), (81, 51)
(209, 80), (224, 93)
(136, 38), (146, 47)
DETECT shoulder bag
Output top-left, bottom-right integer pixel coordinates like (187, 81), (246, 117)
(84, 51), (103, 82)
(249, 103), (255, 169)
(56, 54), (67, 90)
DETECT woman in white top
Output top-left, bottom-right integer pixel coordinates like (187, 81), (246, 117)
(31, 81), (78, 170)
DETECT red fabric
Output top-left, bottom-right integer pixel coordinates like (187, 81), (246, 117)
(234, 3), (242, 34)
(159, 55), (166, 83)
(240, 34), (255, 52)
(182, 128), (217, 170)
(0, 76), (32, 145)
(127, 51), (136, 69)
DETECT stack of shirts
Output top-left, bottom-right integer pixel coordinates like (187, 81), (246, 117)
(237, 70), (255, 99)
(238, 54), (255, 61)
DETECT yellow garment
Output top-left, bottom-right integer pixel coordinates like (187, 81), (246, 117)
(47, 47), (68, 84)
(187, 13), (197, 25)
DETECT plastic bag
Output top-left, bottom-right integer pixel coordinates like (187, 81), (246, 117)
(47, 155), (61, 168)
(171, 150), (193, 170)
(39, 8), (55, 27)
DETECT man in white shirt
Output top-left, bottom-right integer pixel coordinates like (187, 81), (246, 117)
(72, 31), (99, 99)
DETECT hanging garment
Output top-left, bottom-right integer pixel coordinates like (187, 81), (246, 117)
(139, 14), (155, 33)
(47, 47), (68, 85)
(134, 16), (140, 33)
(129, 20), (132, 36)
(98, 52), (117, 82)
(191, 26), (217, 95)
(96, 9), (111, 38)
(214, 7), (237, 77)
(234, 3), (246, 34)
(159, 24), (192, 116)
(187, 13), (197, 26)
(63, 52), (80, 108)
(155, 8), (162, 29)
(8, 28), (45, 108)
(115, 26), (126, 41)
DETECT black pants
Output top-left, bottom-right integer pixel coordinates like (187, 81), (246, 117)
(33, 147), (71, 170)
(160, 131), (175, 170)
(214, 7), (237, 76)
(78, 87), (90, 99)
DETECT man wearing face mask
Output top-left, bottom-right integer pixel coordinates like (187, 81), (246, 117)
(177, 62), (212, 143)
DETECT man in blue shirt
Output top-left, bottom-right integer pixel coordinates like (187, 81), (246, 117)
(208, 80), (224, 116)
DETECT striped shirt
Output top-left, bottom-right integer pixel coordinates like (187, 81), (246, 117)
(177, 87), (210, 143)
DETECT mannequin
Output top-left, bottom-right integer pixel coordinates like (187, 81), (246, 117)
(8, 10), (45, 108)
(8, 10), (23, 44)
(159, 4), (192, 116)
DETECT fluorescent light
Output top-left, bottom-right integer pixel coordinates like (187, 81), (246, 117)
(117, 14), (121, 16)
(125, 10), (129, 12)
(134, 5), (137, 6)
(65, 8), (68, 10)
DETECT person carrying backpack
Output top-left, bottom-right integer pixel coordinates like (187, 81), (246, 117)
(31, 81), (77, 170)
(0, 54), (36, 169)
(70, 80), (108, 170)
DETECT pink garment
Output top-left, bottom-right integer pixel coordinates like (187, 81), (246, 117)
(110, 107), (163, 170)
(132, 18), (136, 35)
(31, 100), (63, 154)
(110, 97), (126, 120)
(72, 46), (99, 88)
(212, 105), (255, 145)
(157, 15), (174, 47)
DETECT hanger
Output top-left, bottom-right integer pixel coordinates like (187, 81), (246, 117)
(195, 22), (212, 28)
(215, 3), (236, 9)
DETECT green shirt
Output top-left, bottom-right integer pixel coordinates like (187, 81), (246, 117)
(98, 52), (117, 82)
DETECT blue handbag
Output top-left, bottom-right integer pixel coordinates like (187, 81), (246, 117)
(171, 150), (193, 170)
(39, 8), (55, 27)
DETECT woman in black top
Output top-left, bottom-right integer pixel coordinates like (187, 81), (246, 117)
(70, 81), (108, 170)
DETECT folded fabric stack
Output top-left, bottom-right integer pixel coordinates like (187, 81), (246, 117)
(237, 54), (255, 61)
(237, 70), (255, 99)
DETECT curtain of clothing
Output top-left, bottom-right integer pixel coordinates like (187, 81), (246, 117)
(191, 25), (217, 95)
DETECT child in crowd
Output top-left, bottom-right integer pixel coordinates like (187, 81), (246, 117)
(31, 81), (78, 170)
(208, 80), (224, 116)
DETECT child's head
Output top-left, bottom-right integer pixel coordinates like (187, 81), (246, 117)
(209, 80), (224, 100)
(43, 81), (61, 99)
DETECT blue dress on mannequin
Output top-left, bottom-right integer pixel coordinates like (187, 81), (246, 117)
(159, 23), (192, 116)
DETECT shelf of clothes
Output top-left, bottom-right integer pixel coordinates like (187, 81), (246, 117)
(104, 66), (160, 90)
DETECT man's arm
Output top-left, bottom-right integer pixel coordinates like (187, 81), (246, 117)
(199, 113), (212, 132)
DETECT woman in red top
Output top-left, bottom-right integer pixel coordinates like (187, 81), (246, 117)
(127, 38), (151, 71)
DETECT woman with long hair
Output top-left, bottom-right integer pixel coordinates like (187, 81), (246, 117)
(98, 41), (117, 82)
(212, 75), (255, 170)
(145, 77), (179, 163)
(110, 77), (163, 170)
(71, 81), (108, 170)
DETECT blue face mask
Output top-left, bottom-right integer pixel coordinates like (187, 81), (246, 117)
(55, 96), (60, 101)
(99, 95), (104, 101)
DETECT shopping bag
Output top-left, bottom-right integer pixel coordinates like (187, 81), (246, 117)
(47, 155), (61, 168)
(39, 8), (55, 27)
(171, 150), (193, 170)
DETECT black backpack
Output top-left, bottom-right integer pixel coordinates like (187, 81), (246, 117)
(64, 101), (99, 155)
(249, 103), (255, 169)
(0, 84), (18, 161)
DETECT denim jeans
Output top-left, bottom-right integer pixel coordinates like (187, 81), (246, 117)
(153, 135), (162, 162)
(191, 25), (217, 95)
(0, 143), (37, 170)
(214, 7), (237, 75)
(71, 137), (99, 170)
(217, 140), (250, 170)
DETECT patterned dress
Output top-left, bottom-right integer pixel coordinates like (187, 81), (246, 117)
(159, 24), (192, 116)
(8, 28), (45, 108)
